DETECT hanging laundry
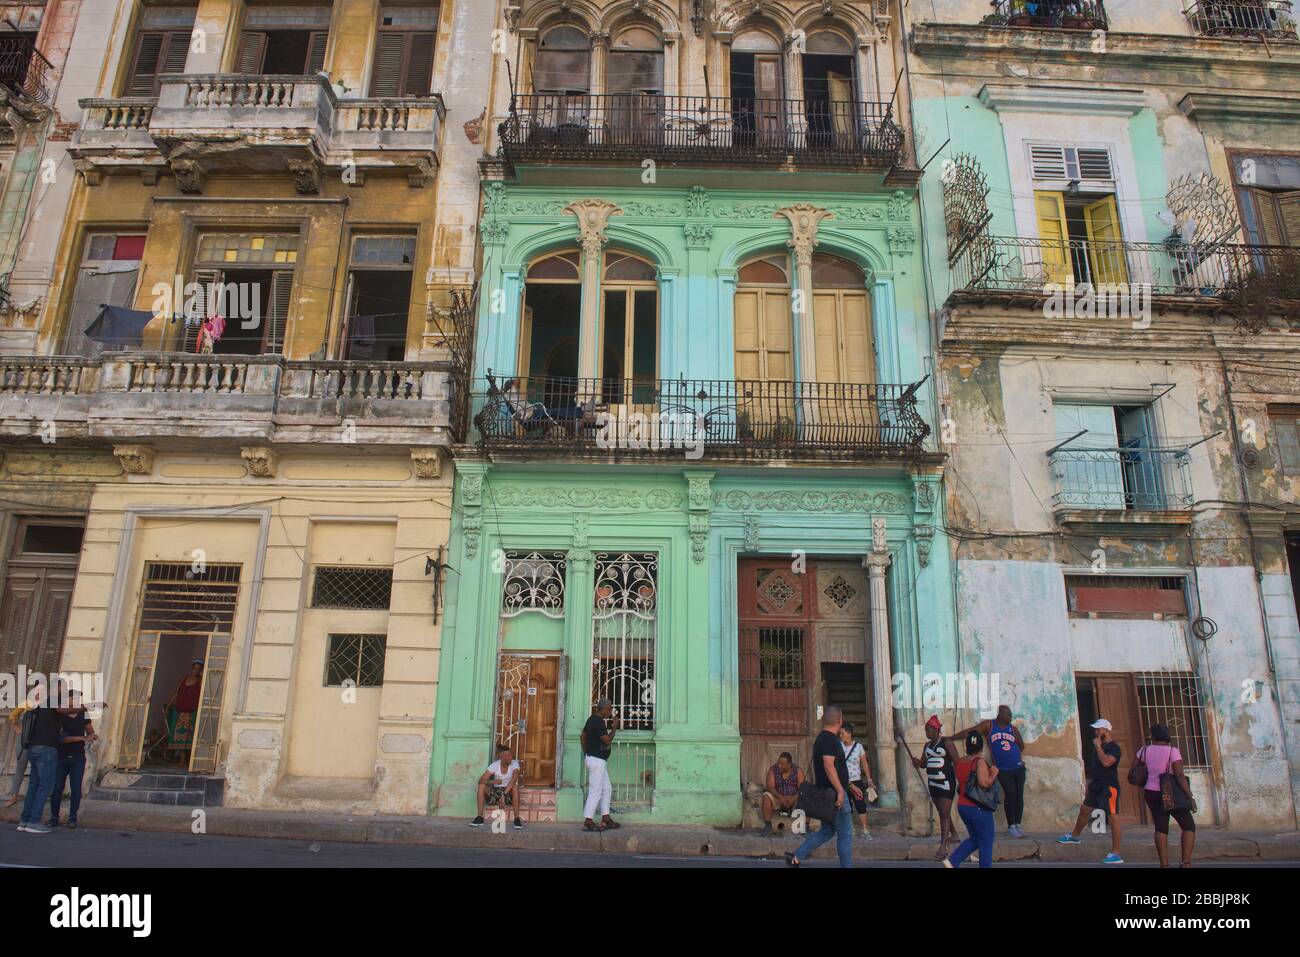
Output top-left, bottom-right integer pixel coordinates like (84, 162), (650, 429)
(197, 314), (226, 354)
(349, 314), (377, 359)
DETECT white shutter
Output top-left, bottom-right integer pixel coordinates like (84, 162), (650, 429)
(1031, 144), (1114, 182)
(1076, 148), (1114, 181)
(1030, 145), (1068, 180)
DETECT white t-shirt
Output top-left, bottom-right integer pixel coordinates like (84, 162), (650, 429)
(842, 741), (865, 782)
(487, 759), (520, 788)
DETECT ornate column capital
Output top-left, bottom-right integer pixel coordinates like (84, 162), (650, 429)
(774, 203), (835, 266)
(565, 199), (623, 258)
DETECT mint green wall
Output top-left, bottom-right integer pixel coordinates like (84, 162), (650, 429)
(1128, 108), (1173, 245)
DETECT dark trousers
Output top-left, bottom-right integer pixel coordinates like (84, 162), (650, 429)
(50, 753), (86, 824)
(19, 745), (56, 826)
(949, 804), (995, 868)
(999, 766), (1026, 827)
(1143, 788), (1196, 835)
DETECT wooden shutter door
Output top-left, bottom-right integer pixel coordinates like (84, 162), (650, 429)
(762, 290), (792, 381)
(306, 31), (329, 74)
(840, 292), (872, 383)
(236, 31), (267, 74)
(1092, 675), (1143, 823)
(1278, 191), (1300, 246)
(160, 32), (190, 80)
(812, 291), (840, 381)
(404, 32), (435, 95)
(372, 32), (405, 96)
(733, 288), (763, 380)
(1083, 195), (1129, 285)
(754, 54), (783, 145)
(827, 71), (852, 138)
(126, 33), (163, 96)
(266, 270), (294, 355)
(1034, 190), (1072, 286)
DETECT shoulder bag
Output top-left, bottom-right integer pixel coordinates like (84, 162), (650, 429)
(963, 757), (1001, 813)
(1127, 745), (1148, 787)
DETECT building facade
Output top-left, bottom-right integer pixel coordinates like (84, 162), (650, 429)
(429, 0), (961, 828)
(0, 0), (491, 814)
(909, 0), (1300, 829)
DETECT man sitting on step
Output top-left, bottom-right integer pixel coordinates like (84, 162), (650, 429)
(470, 743), (524, 830)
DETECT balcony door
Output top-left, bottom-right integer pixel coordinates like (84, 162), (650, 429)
(236, 5), (330, 75)
(801, 31), (857, 151)
(730, 30), (784, 152)
(734, 254), (794, 440)
(532, 25), (592, 134)
(606, 25), (663, 148)
(599, 252), (658, 410)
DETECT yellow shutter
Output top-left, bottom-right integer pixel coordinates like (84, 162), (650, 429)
(762, 290), (793, 381)
(828, 71), (852, 137)
(1034, 190), (1072, 286)
(1083, 194), (1129, 286)
(1252, 190), (1286, 247)
(734, 289), (762, 380)
(840, 292), (872, 384)
(812, 291), (840, 381)
(517, 304), (534, 376)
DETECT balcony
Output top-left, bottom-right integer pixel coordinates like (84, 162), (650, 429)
(949, 235), (1300, 308)
(1049, 446), (1193, 526)
(0, 354), (461, 447)
(0, 29), (52, 105)
(499, 94), (904, 170)
(472, 374), (930, 460)
(71, 75), (446, 190)
(1186, 1), (1298, 40)
(991, 0), (1108, 30)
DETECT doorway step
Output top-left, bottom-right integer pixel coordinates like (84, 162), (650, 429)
(92, 769), (224, 807)
(518, 786), (557, 823)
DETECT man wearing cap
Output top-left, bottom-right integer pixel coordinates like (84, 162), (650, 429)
(1057, 718), (1124, 863)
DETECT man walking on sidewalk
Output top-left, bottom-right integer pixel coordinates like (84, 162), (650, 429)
(16, 685), (66, 834)
(1057, 718), (1124, 864)
(581, 699), (620, 832)
(786, 705), (853, 868)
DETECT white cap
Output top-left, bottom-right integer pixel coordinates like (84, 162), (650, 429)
(1091, 718), (1112, 731)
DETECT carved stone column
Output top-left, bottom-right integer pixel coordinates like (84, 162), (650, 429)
(864, 516), (899, 807)
(565, 199), (622, 395)
(774, 203), (834, 384)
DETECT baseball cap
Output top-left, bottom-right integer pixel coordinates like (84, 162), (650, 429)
(1090, 718), (1113, 731)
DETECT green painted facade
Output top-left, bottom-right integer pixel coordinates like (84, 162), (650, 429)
(429, 177), (960, 825)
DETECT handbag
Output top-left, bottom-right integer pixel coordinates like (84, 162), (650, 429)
(796, 781), (838, 825)
(1127, 746), (1149, 787)
(1160, 772), (1194, 812)
(963, 757), (1001, 812)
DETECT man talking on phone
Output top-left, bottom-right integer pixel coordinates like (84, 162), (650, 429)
(1057, 718), (1124, 864)
(581, 699), (621, 832)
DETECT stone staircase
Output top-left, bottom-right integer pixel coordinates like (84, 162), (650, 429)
(517, 787), (557, 823)
(92, 769), (224, 807)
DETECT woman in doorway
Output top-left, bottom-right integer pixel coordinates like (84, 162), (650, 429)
(911, 715), (961, 860)
(164, 659), (204, 766)
(1137, 723), (1197, 868)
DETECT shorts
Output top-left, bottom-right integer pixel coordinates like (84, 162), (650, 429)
(928, 780), (956, 805)
(1084, 781), (1119, 819)
(484, 785), (514, 808)
(847, 782), (869, 814)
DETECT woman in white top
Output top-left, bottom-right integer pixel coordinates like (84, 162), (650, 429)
(839, 723), (877, 840)
(471, 744), (523, 830)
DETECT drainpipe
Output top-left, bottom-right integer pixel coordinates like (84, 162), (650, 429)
(1216, 348), (1300, 830)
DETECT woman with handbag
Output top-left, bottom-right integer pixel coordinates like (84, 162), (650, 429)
(1136, 723), (1197, 868)
(944, 732), (1000, 869)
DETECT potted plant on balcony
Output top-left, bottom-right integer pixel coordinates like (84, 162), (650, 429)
(773, 416), (796, 448)
(736, 410), (755, 444)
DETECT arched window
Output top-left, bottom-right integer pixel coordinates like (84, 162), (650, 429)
(738, 253), (789, 285)
(811, 253), (873, 383)
(520, 250), (582, 389)
(536, 25), (592, 93)
(605, 251), (657, 282)
(802, 29), (857, 146)
(609, 25), (663, 93)
(730, 28), (785, 149)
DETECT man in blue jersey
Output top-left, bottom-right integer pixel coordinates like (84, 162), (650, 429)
(955, 705), (1027, 837)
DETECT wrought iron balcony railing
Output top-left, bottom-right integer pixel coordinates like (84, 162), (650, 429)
(0, 29), (52, 105)
(1185, 0), (1298, 39)
(499, 94), (904, 168)
(993, 0), (1109, 29)
(473, 373), (930, 458)
(1049, 446), (1193, 512)
(950, 235), (1300, 302)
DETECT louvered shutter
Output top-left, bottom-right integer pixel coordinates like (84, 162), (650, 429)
(372, 31), (405, 96)
(265, 270), (294, 355)
(237, 31), (267, 74)
(1252, 190), (1286, 247)
(1278, 191), (1300, 247)
(127, 32), (163, 95)
(1029, 145), (1068, 180)
(1076, 147), (1114, 181)
(306, 31), (329, 74)
(404, 32), (435, 95)
(189, 268), (222, 352)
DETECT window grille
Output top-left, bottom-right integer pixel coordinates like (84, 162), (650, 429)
(591, 552), (656, 730)
(583, 740), (655, 808)
(758, 627), (805, 688)
(139, 562), (241, 632)
(311, 566), (393, 609)
(325, 634), (387, 687)
(501, 551), (566, 617)
(1135, 671), (1210, 769)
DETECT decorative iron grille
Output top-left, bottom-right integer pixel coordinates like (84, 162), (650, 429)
(0, 27), (52, 104)
(428, 283), (477, 443)
(1135, 672), (1210, 769)
(587, 739), (655, 808)
(943, 152), (994, 265)
(501, 551), (567, 617)
(591, 552), (657, 730)
(1049, 446), (1194, 510)
(310, 566), (393, 609)
(992, 0), (1109, 30)
(325, 634), (387, 687)
(1185, 0), (1298, 39)
(139, 563), (241, 633)
(499, 94), (903, 168)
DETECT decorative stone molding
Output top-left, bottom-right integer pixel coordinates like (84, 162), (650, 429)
(491, 485), (684, 510)
(712, 489), (911, 513)
(240, 446), (278, 478)
(564, 198), (623, 257)
(407, 157), (437, 189)
(887, 190), (911, 222)
(480, 219), (509, 245)
(410, 447), (441, 479)
(871, 514), (888, 553)
(114, 445), (155, 475)
(463, 511), (483, 560)
(684, 472), (714, 564)
(460, 471), (484, 560)
(689, 513), (709, 563)
(686, 185), (710, 217)
(978, 84), (1147, 117)
(912, 476), (937, 514)
(774, 203), (835, 266)
(743, 514), (760, 552)
(887, 225), (916, 256)
(287, 158), (322, 194)
(686, 471), (714, 511)
(684, 222), (714, 248)
(170, 158), (203, 194)
(914, 524), (934, 567)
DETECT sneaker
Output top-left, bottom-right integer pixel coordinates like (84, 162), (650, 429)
(67, 820), (77, 830)
(1057, 834), (1081, 845)
(16, 824), (29, 832)
(23, 823), (52, 834)
(1102, 852), (1124, 864)
(512, 817), (523, 830)
(1009, 825), (1025, 838)
(859, 830), (874, 841)
(469, 816), (485, 827)
(47, 819), (59, 828)
(942, 857), (954, 869)
(761, 822), (773, 837)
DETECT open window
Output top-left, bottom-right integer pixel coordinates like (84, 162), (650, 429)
(519, 251), (582, 410)
(606, 25), (663, 145)
(189, 233), (299, 356)
(1232, 152), (1300, 248)
(531, 25), (592, 137)
(801, 30), (856, 148)
(236, 5), (330, 75)
(370, 5), (437, 97)
(124, 5), (195, 96)
(1031, 145), (1128, 286)
(342, 235), (416, 361)
(729, 29), (784, 150)
(599, 252), (658, 408)
(1052, 402), (1166, 510)
(61, 232), (147, 357)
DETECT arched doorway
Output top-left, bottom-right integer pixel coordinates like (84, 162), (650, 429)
(520, 250), (582, 410)
(607, 24), (664, 146)
(801, 30), (857, 150)
(533, 25), (593, 135)
(729, 28), (785, 151)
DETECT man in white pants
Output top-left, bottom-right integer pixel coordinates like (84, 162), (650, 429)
(581, 698), (620, 831)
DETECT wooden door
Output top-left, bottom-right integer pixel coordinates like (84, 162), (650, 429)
(1080, 673), (1144, 823)
(495, 654), (561, 787)
(753, 54), (784, 149)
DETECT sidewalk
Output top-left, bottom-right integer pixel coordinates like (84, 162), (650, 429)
(5, 800), (1299, 862)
